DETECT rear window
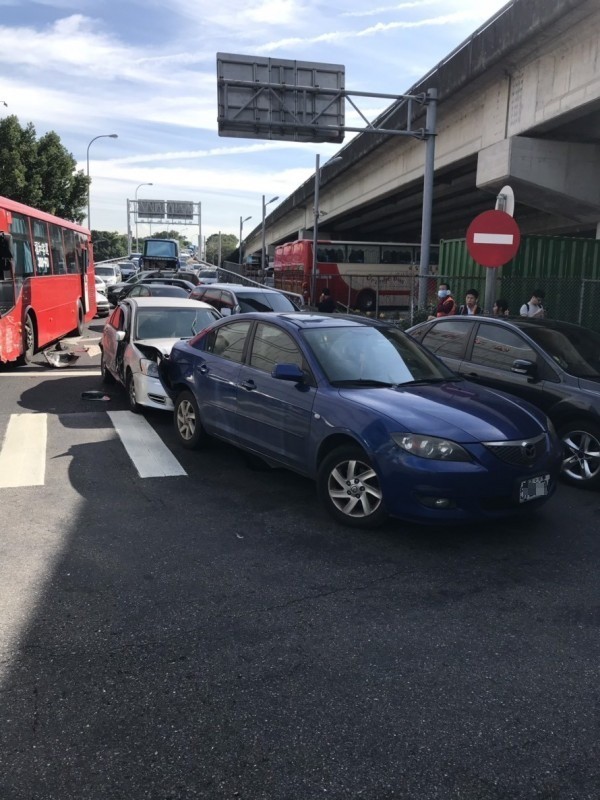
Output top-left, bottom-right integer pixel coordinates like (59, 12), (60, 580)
(237, 291), (297, 313)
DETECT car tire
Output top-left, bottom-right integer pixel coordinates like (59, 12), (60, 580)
(317, 444), (388, 528)
(100, 350), (116, 384)
(126, 370), (140, 413)
(558, 419), (600, 489)
(174, 390), (207, 449)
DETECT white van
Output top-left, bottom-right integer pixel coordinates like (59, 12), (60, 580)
(95, 264), (122, 286)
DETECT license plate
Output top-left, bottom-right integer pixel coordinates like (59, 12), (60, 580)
(519, 474), (550, 503)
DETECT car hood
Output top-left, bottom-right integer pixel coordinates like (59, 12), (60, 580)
(338, 380), (545, 442)
(134, 337), (181, 356)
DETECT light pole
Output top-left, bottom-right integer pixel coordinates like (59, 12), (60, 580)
(239, 215), (252, 264)
(311, 154), (343, 305)
(134, 182), (153, 251)
(86, 133), (118, 232)
(261, 194), (279, 271)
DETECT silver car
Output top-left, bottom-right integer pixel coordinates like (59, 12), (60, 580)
(100, 297), (220, 412)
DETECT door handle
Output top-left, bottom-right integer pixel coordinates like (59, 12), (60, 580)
(197, 365), (208, 374)
(240, 380), (256, 391)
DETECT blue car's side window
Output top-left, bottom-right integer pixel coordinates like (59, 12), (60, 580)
(249, 322), (306, 374)
(206, 321), (251, 362)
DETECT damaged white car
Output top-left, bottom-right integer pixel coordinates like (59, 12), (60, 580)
(100, 296), (220, 412)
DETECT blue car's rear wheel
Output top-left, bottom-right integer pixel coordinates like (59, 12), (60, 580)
(174, 390), (207, 449)
(317, 445), (387, 528)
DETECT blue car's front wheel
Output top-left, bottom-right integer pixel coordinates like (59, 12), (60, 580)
(174, 390), (207, 450)
(317, 445), (387, 529)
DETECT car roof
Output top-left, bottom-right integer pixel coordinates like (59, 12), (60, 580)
(195, 283), (279, 293)
(124, 297), (212, 309)
(209, 311), (401, 331)
(411, 315), (590, 335)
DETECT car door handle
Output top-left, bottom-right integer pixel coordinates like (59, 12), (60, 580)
(240, 379), (256, 391)
(197, 365), (208, 374)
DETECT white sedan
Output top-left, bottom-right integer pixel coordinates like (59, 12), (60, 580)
(100, 297), (220, 412)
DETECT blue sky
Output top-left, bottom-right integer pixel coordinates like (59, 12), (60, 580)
(1, 0), (510, 242)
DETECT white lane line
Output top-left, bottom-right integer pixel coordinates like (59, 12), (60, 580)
(0, 413), (47, 487)
(108, 410), (187, 478)
(0, 369), (101, 378)
(473, 233), (514, 245)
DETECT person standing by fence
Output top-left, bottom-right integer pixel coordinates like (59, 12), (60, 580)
(520, 289), (545, 318)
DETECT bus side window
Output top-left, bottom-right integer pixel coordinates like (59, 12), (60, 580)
(50, 224), (67, 274)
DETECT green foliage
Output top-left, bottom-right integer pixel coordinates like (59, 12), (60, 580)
(205, 233), (238, 265)
(92, 231), (129, 262)
(0, 115), (88, 222)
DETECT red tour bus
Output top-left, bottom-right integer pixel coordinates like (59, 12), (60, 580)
(0, 196), (96, 364)
(272, 239), (439, 312)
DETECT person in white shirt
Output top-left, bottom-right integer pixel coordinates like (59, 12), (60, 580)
(520, 289), (545, 318)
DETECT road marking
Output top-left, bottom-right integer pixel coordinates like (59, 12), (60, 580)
(473, 233), (514, 245)
(107, 411), (187, 478)
(0, 369), (101, 378)
(0, 413), (47, 487)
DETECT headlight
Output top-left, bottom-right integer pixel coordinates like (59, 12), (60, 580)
(392, 433), (472, 462)
(139, 358), (159, 378)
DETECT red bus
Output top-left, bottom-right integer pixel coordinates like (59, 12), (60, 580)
(0, 196), (96, 364)
(273, 239), (439, 312)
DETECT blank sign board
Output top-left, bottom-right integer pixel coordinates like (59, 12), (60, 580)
(217, 52), (345, 144)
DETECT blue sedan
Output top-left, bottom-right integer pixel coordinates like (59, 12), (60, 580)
(161, 313), (562, 528)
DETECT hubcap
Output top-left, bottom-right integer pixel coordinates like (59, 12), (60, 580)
(561, 430), (600, 482)
(328, 458), (382, 518)
(177, 400), (196, 441)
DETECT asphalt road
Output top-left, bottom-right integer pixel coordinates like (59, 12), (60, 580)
(0, 320), (599, 799)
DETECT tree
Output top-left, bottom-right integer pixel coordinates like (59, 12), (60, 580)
(0, 115), (88, 222)
(205, 233), (238, 265)
(92, 231), (128, 262)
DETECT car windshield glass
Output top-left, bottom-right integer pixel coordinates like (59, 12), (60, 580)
(524, 325), (600, 378)
(96, 267), (116, 277)
(145, 241), (177, 258)
(237, 292), (297, 312)
(304, 325), (457, 385)
(199, 270), (218, 279)
(135, 308), (218, 339)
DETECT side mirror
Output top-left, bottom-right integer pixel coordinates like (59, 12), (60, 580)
(272, 363), (305, 382)
(220, 307), (232, 316)
(512, 359), (537, 377)
(115, 330), (126, 342)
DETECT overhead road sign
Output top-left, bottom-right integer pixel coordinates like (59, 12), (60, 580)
(466, 210), (521, 267)
(217, 53), (345, 144)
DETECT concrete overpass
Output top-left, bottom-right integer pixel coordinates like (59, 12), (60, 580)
(243, 0), (600, 262)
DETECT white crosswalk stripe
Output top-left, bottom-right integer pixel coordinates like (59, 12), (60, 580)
(0, 410), (186, 488)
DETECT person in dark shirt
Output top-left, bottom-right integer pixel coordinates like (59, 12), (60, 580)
(317, 287), (336, 312)
(428, 282), (457, 319)
(458, 288), (482, 315)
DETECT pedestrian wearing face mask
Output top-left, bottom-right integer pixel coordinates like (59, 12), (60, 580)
(433, 283), (457, 318)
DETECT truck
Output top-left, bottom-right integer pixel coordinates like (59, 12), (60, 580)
(139, 238), (179, 272)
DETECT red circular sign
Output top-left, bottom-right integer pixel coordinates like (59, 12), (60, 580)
(466, 210), (521, 268)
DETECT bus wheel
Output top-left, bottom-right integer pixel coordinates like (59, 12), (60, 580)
(69, 301), (84, 336)
(356, 290), (376, 313)
(21, 314), (36, 364)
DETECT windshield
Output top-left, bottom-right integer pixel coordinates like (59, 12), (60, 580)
(145, 240), (178, 258)
(135, 307), (219, 340)
(237, 292), (297, 312)
(304, 325), (457, 385)
(199, 270), (218, 279)
(96, 266), (116, 277)
(524, 324), (600, 378)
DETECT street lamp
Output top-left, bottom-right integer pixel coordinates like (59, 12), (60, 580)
(311, 154), (343, 305)
(86, 133), (118, 232)
(261, 195), (279, 270)
(135, 182), (154, 251)
(239, 215), (252, 264)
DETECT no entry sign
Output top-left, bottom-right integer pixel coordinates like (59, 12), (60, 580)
(466, 210), (521, 267)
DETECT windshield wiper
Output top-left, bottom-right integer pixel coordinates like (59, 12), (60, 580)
(396, 376), (461, 386)
(330, 379), (398, 388)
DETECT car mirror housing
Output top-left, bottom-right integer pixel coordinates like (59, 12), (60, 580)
(115, 330), (126, 342)
(272, 363), (305, 382)
(512, 359), (537, 377)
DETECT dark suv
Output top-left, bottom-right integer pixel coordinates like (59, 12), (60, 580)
(407, 315), (600, 489)
(189, 283), (299, 315)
